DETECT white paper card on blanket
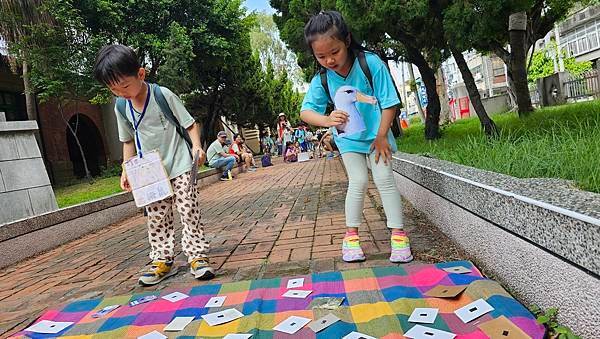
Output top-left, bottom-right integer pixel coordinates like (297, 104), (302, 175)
(298, 152), (310, 162)
(442, 266), (472, 274)
(223, 334), (253, 339)
(282, 289), (312, 299)
(404, 325), (456, 339)
(124, 150), (173, 207)
(408, 308), (439, 324)
(161, 291), (189, 303)
(454, 298), (494, 323)
(25, 320), (74, 334)
(164, 316), (195, 331)
(202, 308), (244, 326)
(342, 331), (377, 339)
(273, 316), (312, 334)
(308, 313), (340, 332)
(137, 330), (168, 339)
(205, 296), (227, 308)
(286, 277), (305, 289)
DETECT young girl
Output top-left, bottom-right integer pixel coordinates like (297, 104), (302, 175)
(284, 141), (298, 162)
(300, 11), (412, 263)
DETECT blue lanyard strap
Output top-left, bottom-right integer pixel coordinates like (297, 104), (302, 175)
(128, 82), (151, 158)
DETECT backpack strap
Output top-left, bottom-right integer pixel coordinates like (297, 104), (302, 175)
(115, 97), (133, 131)
(151, 83), (193, 157)
(319, 68), (333, 105)
(357, 51), (374, 92)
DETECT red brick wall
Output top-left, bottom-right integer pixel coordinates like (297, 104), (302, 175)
(38, 100), (107, 162)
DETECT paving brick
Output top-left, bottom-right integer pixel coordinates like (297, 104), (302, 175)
(279, 230), (297, 240)
(0, 157), (467, 338)
(290, 247), (311, 261)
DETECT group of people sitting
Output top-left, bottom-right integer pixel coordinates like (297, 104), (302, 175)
(206, 131), (259, 181)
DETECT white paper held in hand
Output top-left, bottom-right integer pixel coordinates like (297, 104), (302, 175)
(273, 316), (311, 334)
(123, 150), (173, 207)
(201, 308), (244, 326)
(162, 291), (189, 303)
(164, 316), (195, 331)
(25, 320), (73, 334)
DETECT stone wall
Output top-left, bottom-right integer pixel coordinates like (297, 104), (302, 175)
(392, 153), (599, 337)
(0, 118), (58, 225)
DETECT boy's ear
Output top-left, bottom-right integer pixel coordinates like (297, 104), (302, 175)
(137, 67), (146, 80)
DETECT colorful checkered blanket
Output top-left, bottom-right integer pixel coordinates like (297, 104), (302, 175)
(14, 260), (545, 338)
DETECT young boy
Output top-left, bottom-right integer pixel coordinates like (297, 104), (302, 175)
(93, 44), (215, 285)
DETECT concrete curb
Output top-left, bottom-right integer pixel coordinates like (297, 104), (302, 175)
(0, 165), (240, 268)
(392, 152), (600, 337)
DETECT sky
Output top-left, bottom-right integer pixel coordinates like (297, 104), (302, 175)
(243, 0), (275, 14)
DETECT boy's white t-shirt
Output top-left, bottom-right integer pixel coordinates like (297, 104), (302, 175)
(115, 85), (194, 179)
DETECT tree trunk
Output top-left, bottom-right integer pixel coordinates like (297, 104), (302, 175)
(22, 61), (37, 121)
(509, 12), (534, 115)
(451, 48), (499, 136)
(436, 67), (451, 125)
(407, 65), (425, 123)
(417, 64), (441, 140)
(59, 101), (92, 180)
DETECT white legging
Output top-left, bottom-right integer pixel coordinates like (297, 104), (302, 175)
(341, 152), (403, 229)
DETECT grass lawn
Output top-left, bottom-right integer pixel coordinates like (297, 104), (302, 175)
(54, 165), (212, 208)
(397, 100), (600, 193)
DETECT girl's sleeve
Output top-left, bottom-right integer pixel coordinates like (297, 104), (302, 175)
(371, 57), (401, 110)
(301, 75), (330, 114)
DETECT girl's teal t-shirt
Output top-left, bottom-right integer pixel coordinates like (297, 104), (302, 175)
(301, 52), (400, 154)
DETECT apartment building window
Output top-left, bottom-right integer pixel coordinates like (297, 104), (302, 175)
(562, 19), (600, 56)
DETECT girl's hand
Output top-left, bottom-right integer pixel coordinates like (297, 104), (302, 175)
(370, 135), (392, 165)
(327, 110), (349, 127)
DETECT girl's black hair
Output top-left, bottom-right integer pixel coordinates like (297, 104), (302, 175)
(93, 45), (141, 86)
(304, 11), (364, 66)
(233, 133), (240, 140)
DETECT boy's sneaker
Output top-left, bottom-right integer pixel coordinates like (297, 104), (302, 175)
(138, 260), (177, 286)
(220, 170), (232, 181)
(342, 234), (366, 262)
(190, 257), (215, 280)
(390, 231), (413, 263)
(248, 166), (257, 172)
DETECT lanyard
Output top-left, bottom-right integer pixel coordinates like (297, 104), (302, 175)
(128, 82), (151, 158)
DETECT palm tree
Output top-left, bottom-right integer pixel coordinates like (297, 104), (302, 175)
(0, 0), (54, 121)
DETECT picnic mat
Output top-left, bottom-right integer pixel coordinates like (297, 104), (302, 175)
(14, 260), (545, 338)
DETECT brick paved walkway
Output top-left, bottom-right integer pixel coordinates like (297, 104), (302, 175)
(0, 157), (465, 336)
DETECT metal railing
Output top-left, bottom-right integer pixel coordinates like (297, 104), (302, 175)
(563, 69), (600, 101)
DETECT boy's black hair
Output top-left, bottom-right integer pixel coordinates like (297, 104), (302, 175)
(93, 44), (141, 86)
(303, 11), (364, 67)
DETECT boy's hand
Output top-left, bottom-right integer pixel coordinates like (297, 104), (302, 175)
(120, 171), (132, 192)
(327, 110), (349, 127)
(193, 146), (206, 165)
(370, 135), (392, 165)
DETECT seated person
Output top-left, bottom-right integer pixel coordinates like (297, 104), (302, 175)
(230, 134), (257, 172)
(284, 141), (298, 163)
(318, 129), (339, 158)
(206, 131), (236, 181)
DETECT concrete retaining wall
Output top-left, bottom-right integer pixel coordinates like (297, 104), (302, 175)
(392, 153), (600, 337)
(0, 165), (240, 268)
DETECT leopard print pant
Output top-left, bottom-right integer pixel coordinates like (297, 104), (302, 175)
(145, 171), (208, 262)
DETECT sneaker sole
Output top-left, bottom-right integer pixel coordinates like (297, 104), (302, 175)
(138, 269), (178, 286)
(390, 255), (414, 263)
(192, 267), (216, 280)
